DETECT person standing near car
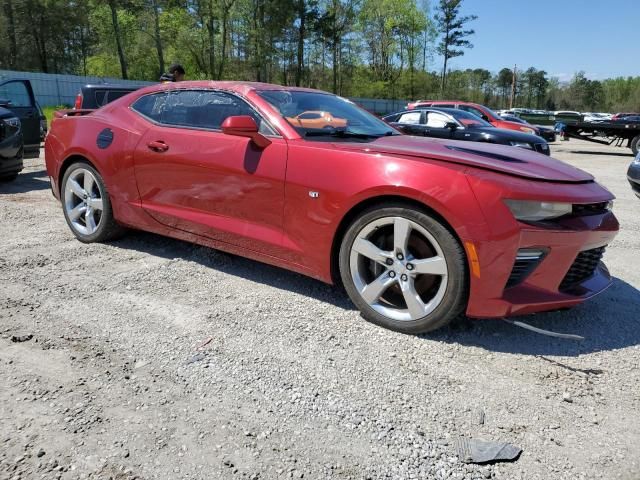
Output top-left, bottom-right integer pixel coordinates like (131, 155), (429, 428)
(159, 64), (186, 82)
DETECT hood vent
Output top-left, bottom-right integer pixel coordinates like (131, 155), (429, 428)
(446, 145), (525, 163)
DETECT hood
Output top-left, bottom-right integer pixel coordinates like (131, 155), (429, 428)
(472, 126), (545, 143)
(334, 135), (593, 183)
(496, 119), (540, 135)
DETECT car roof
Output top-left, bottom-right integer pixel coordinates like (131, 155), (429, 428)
(134, 81), (332, 97)
(83, 84), (143, 89)
(386, 107), (459, 118)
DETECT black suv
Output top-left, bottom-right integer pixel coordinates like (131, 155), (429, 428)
(0, 79), (40, 159)
(0, 102), (23, 181)
(74, 84), (144, 109)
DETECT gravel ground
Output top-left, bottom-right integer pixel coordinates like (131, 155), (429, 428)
(1, 139), (639, 480)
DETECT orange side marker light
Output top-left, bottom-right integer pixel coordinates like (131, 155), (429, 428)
(464, 242), (481, 278)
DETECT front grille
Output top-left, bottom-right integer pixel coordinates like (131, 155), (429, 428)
(572, 202), (610, 217)
(559, 246), (606, 293)
(506, 249), (546, 288)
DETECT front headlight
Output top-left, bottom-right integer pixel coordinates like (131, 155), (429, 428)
(504, 199), (572, 221)
(509, 141), (534, 150)
(519, 127), (535, 134)
(4, 117), (20, 129)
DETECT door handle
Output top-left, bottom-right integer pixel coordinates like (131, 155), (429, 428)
(147, 140), (169, 152)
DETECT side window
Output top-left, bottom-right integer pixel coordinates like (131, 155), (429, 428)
(0, 81), (32, 107)
(106, 90), (133, 104)
(397, 112), (422, 124)
(131, 93), (169, 122)
(94, 90), (109, 107)
(425, 112), (450, 128)
(436, 104), (455, 108)
(162, 90), (276, 135)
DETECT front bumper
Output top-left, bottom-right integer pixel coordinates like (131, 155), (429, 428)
(627, 161), (640, 198)
(466, 211), (618, 318)
(0, 134), (24, 178)
(539, 129), (557, 143)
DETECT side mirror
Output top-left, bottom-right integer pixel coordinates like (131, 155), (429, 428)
(481, 115), (490, 122)
(445, 121), (458, 130)
(221, 115), (271, 149)
(0, 98), (11, 108)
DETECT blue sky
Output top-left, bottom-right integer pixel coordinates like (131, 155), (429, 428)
(438, 0), (639, 81)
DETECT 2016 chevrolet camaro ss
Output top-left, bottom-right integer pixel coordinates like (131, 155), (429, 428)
(45, 82), (619, 334)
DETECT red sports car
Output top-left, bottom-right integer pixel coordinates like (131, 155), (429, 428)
(45, 81), (619, 334)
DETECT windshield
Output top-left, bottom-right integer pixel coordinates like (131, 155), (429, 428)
(481, 105), (502, 120)
(502, 115), (527, 125)
(446, 109), (493, 128)
(257, 90), (398, 140)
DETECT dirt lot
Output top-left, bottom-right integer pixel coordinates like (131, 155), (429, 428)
(1, 139), (639, 480)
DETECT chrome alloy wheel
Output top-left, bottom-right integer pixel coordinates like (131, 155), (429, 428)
(349, 216), (448, 321)
(63, 168), (104, 236)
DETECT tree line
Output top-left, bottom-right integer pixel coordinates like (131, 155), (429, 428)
(1, 0), (639, 112)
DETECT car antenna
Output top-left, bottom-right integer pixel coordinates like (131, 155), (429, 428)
(502, 319), (585, 341)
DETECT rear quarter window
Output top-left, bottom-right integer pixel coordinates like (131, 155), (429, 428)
(131, 93), (169, 122)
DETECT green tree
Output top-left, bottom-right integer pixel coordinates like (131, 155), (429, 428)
(434, 0), (476, 95)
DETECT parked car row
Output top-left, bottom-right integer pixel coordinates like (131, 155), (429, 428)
(383, 108), (550, 154)
(406, 100), (543, 136)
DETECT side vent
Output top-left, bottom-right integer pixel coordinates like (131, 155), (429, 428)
(505, 249), (546, 288)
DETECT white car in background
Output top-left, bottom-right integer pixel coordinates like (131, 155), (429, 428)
(583, 112), (612, 122)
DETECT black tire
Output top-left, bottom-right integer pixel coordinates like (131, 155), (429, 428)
(631, 135), (640, 156)
(0, 174), (19, 182)
(339, 204), (468, 334)
(61, 162), (124, 243)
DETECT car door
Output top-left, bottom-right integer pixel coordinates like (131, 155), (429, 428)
(131, 89), (289, 258)
(392, 111), (426, 135)
(422, 111), (456, 139)
(0, 80), (40, 156)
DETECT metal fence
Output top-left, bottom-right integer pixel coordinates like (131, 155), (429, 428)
(0, 70), (153, 107)
(0, 70), (409, 113)
(350, 97), (409, 115)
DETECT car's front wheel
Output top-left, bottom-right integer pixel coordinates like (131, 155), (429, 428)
(339, 205), (468, 334)
(61, 162), (123, 243)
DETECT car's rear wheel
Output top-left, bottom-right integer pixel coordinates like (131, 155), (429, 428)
(61, 162), (123, 243)
(339, 205), (468, 334)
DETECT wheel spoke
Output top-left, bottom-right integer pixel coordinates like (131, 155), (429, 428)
(353, 238), (391, 265)
(89, 198), (103, 211)
(412, 256), (447, 276)
(68, 179), (86, 199)
(83, 173), (95, 195)
(360, 272), (396, 305)
(85, 208), (97, 232)
(393, 217), (411, 255)
(69, 204), (87, 221)
(400, 279), (427, 319)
